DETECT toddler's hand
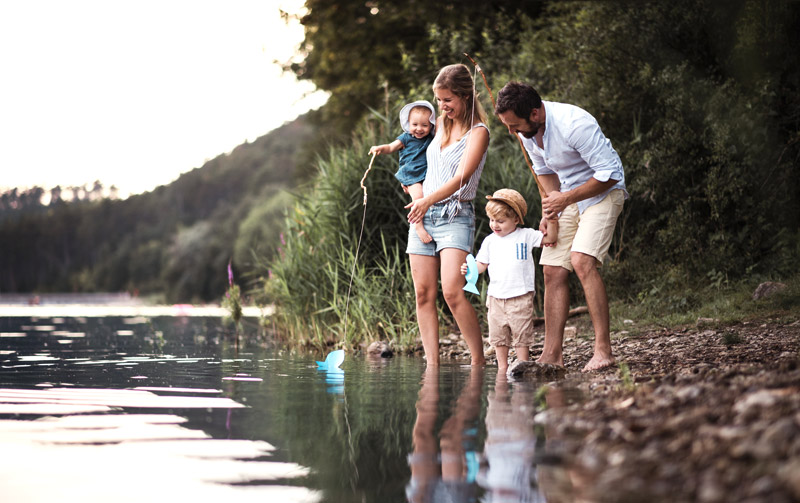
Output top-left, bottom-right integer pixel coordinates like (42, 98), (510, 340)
(460, 263), (468, 275)
(368, 145), (384, 156)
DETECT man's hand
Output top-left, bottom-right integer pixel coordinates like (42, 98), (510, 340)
(542, 190), (569, 218)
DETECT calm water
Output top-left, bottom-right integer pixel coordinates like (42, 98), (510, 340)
(0, 315), (581, 502)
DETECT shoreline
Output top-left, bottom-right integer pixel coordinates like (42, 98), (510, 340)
(520, 316), (800, 502)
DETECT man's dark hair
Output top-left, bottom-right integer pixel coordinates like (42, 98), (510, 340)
(495, 82), (543, 118)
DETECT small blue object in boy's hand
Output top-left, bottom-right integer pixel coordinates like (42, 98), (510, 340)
(463, 254), (480, 295)
(316, 349), (345, 370)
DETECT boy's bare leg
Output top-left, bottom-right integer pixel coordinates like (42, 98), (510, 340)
(515, 345), (530, 362)
(495, 345), (509, 372)
(407, 183), (432, 244)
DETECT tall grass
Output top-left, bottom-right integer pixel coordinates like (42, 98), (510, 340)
(262, 116), (451, 350)
(261, 102), (583, 350)
(261, 95), (800, 351)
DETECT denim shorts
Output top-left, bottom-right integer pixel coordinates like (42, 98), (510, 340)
(406, 201), (476, 256)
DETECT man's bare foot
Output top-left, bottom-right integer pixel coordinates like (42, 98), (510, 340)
(582, 353), (615, 372)
(415, 223), (432, 244)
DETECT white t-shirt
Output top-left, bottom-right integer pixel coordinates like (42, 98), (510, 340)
(475, 227), (544, 299)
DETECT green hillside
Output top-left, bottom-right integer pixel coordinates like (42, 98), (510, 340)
(0, 115), (316, 302)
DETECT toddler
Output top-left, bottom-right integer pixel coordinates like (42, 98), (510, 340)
(369, 100), (436, 243)
(461, 188), (558, 371)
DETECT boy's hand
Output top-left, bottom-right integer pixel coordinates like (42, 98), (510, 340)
(540, 217), (558, 247)
(460, 262), (468, 275)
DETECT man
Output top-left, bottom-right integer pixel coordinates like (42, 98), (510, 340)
(495, 82), (628, 372)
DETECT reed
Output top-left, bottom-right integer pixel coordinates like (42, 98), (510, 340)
(260, 98), (568, 350)
(262, 115), (448, 350)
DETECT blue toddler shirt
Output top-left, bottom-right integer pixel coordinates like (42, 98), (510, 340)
(395, 132), (433, 186)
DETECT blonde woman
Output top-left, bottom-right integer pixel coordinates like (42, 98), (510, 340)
(405, 64), (489, 366)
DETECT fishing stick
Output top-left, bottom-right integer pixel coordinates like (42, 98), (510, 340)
(342, 152), (377, 340)
(464, 53), (547, 202)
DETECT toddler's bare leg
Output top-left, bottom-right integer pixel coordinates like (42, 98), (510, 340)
(495, 345), (509, 372)
(407, 183), (432, 244)
(515, 345), (530, 362)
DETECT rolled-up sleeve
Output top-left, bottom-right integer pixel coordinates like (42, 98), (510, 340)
(570, 119), (623, 183)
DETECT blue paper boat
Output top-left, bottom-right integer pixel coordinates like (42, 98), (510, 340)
(463, 254), (480, 295)
(316, 349), (345, 371)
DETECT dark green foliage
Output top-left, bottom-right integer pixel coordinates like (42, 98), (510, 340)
(264, 0), (800, 345)
(0, 116), (316, 302)
(288, 0), (545, 136)
(2, 0), (798, 335)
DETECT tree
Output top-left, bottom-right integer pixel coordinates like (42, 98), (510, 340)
(288, 0), (545, 135)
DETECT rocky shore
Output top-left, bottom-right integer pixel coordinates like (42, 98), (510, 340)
(435, 315), (800, 502)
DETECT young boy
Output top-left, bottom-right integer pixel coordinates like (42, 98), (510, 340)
(461, 188), (558, 371)
(369, 100), (436, 243)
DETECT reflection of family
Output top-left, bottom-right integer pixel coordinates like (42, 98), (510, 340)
(370, 64), (627, 373)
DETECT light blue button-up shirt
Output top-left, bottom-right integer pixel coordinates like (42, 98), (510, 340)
(520, 101), (628, 214)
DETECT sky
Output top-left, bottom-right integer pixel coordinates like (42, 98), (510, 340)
(0, 0), (328, 198)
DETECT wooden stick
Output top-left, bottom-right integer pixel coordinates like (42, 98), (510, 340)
(532, 306), (589, 326)
(360, 152), (377, 205)
(464, 53), (546, 202)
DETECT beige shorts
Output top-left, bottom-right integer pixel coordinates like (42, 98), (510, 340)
(486, 291), (535, 348)
(540, 189), (624, 271)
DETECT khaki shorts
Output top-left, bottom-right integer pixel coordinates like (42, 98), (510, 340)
(486, 292), (536, 348)
(540, 189), (624, 271)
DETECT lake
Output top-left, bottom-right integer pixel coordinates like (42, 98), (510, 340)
(0, 314), (582, 502)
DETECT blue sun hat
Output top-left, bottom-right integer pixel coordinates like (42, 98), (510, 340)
(399, 100), (436, 134)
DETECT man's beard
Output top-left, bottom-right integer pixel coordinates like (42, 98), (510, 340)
(521, 119), (542, 139)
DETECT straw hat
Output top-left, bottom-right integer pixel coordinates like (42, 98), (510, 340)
(399, 100), (436, 134)
(486, 188), (527, 224)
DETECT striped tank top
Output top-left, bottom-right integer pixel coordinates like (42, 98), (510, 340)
(422, 122), (489, 221)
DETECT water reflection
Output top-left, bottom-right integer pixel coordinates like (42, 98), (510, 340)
(407, 366), (483, 502)
(479, 373), (542, 502)
(406, 367), (576, 503)
(0, 315), (583, 502)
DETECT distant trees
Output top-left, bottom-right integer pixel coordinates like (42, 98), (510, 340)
(3, 0), (798, 315)
(0, 116), (315, 301)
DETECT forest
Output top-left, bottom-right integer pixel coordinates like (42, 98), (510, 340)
(0, 117), (315, 302)
(2, 0), (798, 348)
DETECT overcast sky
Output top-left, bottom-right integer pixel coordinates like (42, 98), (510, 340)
(0, 0), (328, 197)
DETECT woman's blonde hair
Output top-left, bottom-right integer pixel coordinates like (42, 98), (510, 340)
(433, 64), (487, 144)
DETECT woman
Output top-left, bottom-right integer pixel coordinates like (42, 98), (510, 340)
(405, 64), (489, 366)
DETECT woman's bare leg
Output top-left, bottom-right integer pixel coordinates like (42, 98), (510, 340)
(410, 253), (441, 365)
(440, 248), (485, 365)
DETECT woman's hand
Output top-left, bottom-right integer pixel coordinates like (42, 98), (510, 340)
(405, 196), (432, 224)
(460, 262), (468, 275)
